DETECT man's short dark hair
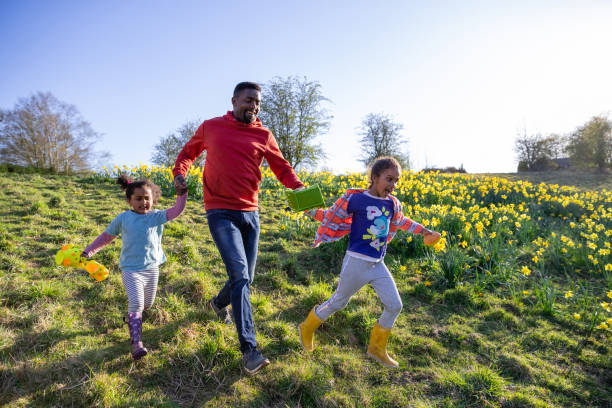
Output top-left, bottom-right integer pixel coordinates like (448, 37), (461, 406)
(233, 82), (261, 97)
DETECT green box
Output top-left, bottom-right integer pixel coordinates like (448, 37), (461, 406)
(285, 185), (325, 211)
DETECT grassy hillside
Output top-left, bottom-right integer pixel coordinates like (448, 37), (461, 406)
(0, 170), (610, 407)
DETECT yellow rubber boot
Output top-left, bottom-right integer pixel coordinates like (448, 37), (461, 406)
(367, 322), (399, 368)
(298, 307), (323, 352)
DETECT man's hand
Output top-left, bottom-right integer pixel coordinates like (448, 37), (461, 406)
(174, 174), (188, 195)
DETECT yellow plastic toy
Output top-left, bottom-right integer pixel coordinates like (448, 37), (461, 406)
(55, 244), (109, 282)
(83, 260), (109, 282)
(55, 244), (83, 267)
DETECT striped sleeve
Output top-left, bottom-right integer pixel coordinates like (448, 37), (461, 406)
(304, 194), (346, 222)
(392, 200), (425, 234)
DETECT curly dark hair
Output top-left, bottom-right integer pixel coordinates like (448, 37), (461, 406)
(367, 156), (402, 187)
(116, 174), (162, 204)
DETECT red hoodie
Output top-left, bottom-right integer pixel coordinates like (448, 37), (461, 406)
(173, 111), (303, 211)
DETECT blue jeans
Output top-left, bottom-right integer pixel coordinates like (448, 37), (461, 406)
(206, 209), (259, 353)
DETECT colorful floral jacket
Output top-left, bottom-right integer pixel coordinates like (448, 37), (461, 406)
(305, 189), (426, 247)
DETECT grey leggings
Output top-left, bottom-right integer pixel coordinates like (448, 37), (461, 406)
(122, 267), (159, 313)
(315, 254), (402, 328)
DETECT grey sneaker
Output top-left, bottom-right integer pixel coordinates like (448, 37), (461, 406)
(208, 297), (232, 324)
(243, 349), (270, 374)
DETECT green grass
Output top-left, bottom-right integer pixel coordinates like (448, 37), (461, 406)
(0, 172), (610, 407)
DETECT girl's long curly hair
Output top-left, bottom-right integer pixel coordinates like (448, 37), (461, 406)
(367, 156), (402, 187)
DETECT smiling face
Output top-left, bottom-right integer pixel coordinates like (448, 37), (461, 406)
(127, 186), (153, 214)
(232, 88), (261, 124)
(369, 167), (401, 198)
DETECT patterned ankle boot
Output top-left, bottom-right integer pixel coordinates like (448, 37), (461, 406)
(127, 312), (148, 360)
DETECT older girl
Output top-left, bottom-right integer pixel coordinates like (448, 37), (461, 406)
(298, 157), (440, 367)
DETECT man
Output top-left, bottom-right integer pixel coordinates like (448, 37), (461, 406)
(173, 82), (304, 374)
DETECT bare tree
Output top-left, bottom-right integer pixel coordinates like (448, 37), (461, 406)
(259, 76), (331, 170)
(0, 92), (107, 172)
(358, 113), (409, 169)
(514, 130), (565, 171)
(151, 120), (204, 168)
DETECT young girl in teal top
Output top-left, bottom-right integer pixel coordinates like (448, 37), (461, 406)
(82, 175), (187, 360)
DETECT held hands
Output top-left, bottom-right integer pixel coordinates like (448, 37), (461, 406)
(174, 174), (188, 195)
(422, 229), (442, 246)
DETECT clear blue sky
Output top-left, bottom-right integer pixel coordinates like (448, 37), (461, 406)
(2, 0), (611, 173)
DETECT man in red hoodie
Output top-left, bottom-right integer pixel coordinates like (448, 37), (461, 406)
(173, 82), (304, 374)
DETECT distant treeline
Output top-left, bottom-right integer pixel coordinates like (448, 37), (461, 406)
(515, 116), (611, 173)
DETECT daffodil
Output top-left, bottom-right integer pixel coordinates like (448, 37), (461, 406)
(564, 291), (573, 299)
(433, 237), (447, 252)
(521, 266), (531, 276)
(574, 313), (581, 320)
(475, 221), (484, 233)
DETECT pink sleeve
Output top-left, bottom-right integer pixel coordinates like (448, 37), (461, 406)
(166, 192), (187, 221)
(83, 232), (116, 257)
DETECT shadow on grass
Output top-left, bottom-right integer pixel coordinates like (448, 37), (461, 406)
(0, 310), (249, 407)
